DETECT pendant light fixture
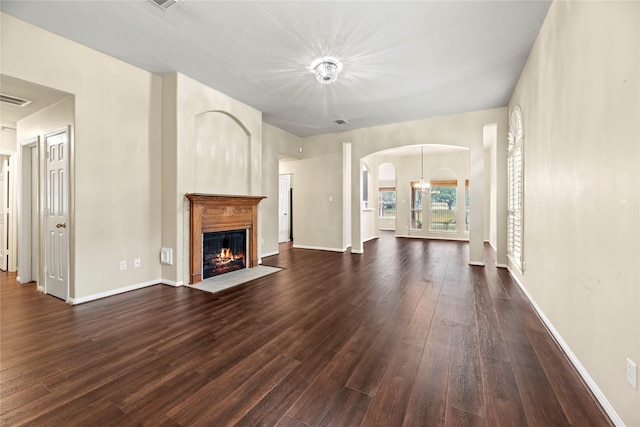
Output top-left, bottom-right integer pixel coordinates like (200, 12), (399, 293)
(417, 146), (429, 193)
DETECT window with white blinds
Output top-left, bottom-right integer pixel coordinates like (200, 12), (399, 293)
(508, 106), (524, 270)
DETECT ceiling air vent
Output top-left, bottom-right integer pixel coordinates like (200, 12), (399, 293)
(334, 119), (349, 125)
(149, 0), (180, 10)
(0, 93), (32, 107)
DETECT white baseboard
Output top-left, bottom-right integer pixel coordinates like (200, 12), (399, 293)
(260, 250), (279, 258)
(378, 228), (395, 231)
(161, 279), (183, 287)
(363, 236), (378, 243)
(396, 234), (469, 242)
(495, 263), (508, 269)
(468, 261), (486, 267)
(70, 279), (161, 305)
(508, 271), (624, 427)
(351, 248), (364, 254)
(292, 244), (347, 253)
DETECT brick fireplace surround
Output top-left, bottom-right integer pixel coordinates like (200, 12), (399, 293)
(185, 194), (265, 284)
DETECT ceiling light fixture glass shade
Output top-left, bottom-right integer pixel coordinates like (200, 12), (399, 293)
(311, 58), (342, 85)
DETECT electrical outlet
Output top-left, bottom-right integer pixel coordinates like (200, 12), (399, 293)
(120, 261), (127, 271)
(627, 358), (637, 389)
(134, 258), (141, 268)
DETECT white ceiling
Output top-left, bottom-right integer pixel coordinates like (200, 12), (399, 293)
(0, 0), (551, 137)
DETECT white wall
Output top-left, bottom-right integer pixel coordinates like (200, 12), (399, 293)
(262, 123), (301, 257)
(509, 1), (639, 425)
(360, 158), (377, 242)
(2, 13), (162, 300)
(0, 128), (17, 152)
(279, 133), (346, 252)
(485, 124), (498, 250)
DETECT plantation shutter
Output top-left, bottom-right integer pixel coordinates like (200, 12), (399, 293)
(508, 107), (524, 270)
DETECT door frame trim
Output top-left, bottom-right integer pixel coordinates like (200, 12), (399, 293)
(17, 138), (39, 285)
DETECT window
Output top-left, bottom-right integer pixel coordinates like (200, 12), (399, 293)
(378, 187), (396, 217)
(429, 180), (457, 231)
(410, 183), (424, 229)
(508, 106), (524, 270)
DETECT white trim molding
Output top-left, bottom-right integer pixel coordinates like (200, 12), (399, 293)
(468, 261), (486, 267)
(396, 234), (469, 242)
(260, 250), (279, 259)
(292, 244), (348, 253)
(161, 279), (184, 287)
(70, 280), (160, 305)
(509, 271), (624, 427)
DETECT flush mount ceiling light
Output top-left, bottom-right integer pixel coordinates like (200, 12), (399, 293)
(310, 57), (342, 85)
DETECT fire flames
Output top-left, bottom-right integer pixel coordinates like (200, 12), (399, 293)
(217, 248), (244, 265)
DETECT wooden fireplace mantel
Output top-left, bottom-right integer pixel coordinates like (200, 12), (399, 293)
(186, 193), (265, 284)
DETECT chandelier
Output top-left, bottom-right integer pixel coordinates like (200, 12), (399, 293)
(311, 58), (342, 85)
(417, 146), (429, 193)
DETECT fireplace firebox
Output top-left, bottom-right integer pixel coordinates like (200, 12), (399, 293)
(203, 230), (247, 279)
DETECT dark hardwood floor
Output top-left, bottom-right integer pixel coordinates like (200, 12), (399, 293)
(1, 233), (611, 426)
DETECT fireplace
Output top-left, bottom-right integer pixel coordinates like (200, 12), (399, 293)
(186, 194), (265, 284)
(203, 229), (247, 279)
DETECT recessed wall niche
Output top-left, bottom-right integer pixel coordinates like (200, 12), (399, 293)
(194, 111), (250, 195)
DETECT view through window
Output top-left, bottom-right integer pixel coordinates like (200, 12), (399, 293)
(429, 180), (457, 231)
(378, 187), (396, 217)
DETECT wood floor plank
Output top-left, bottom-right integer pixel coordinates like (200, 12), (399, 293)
(285, 324), (379, 426)
(478, 357), (528, 427)
(317, 386), (372, 427)
(0, 237), (611, 426)
(526, 329), (610, 426)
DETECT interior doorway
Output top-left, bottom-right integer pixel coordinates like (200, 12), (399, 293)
(278, 174), (292, 243)
(18, 138), (39, 286)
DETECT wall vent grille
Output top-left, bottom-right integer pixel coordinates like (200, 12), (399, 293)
(149, 0), (179, 10)
(0, 93), (32, 107)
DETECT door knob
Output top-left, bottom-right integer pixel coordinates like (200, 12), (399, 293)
(56, 223), (67, 228)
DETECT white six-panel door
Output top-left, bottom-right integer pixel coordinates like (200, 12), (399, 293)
(278, 175), (291, 243)
(44, 128), (69, 301)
